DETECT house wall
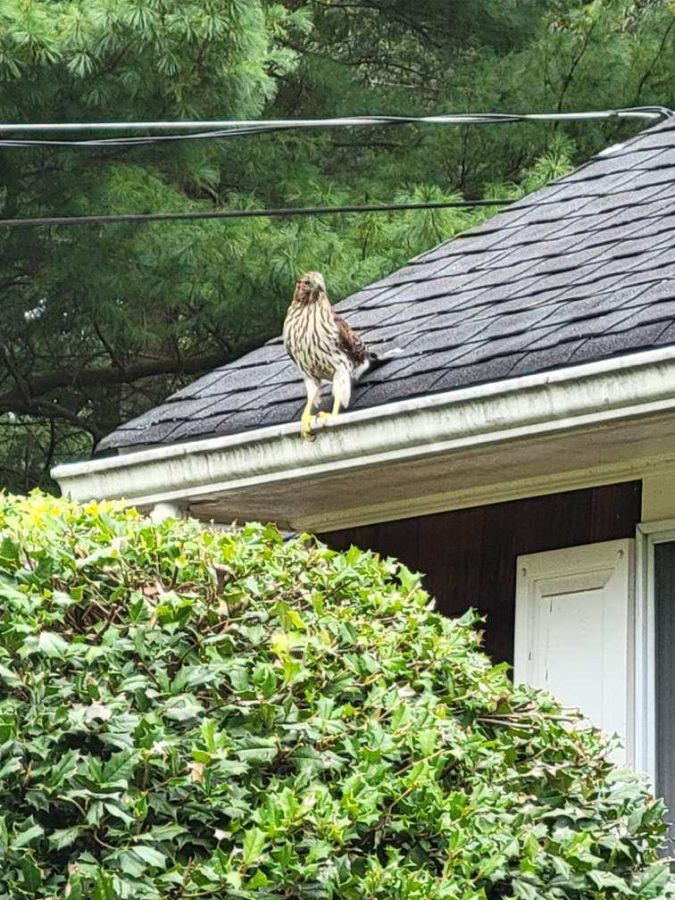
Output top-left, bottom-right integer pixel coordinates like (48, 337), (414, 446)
(320, 481), (642, 667)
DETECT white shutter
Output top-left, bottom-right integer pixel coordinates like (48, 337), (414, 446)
(514, 540), (634, 763)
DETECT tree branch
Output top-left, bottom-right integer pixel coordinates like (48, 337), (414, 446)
(0, 349), (232, 414)
(556, 20), (597, 116)
(0, 274), (30, 292)
(92, 321), (126, 370)
(1, 394), (104, 440)
(634, 16), (675, 104)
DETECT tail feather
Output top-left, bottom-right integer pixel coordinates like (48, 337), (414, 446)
(354, 347), (403, 382)
(367, 347), (403, 370)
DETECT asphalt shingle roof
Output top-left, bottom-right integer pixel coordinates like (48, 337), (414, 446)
(99, 116), (675, 452)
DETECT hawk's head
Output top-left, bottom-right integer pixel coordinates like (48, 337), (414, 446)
(293, 271), (326, 305)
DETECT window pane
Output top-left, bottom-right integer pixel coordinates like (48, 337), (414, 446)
(655, 540), (675, 844)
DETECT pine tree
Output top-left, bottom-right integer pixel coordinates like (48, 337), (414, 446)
(0, 0), (673, 490)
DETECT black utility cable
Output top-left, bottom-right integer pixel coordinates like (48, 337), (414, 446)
(0, 107), (671, 149)
(0, 198), (512, 229)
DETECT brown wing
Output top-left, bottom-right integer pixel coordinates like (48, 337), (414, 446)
(334, 312), (368, 366)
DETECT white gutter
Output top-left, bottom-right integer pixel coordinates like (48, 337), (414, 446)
(53, 346), (675, 509)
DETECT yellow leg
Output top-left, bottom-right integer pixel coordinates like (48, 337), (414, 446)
(300, 380), (322, 440)
(316, 397), (341, 423)
(300, 397), (316, 440)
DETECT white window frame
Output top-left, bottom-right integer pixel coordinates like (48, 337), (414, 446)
(634, 518), (675, 785)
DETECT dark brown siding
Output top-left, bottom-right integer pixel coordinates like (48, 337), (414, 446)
(319, 482), (642, 667)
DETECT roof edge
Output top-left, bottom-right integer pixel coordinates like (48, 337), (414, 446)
(52, 346), (675, 514)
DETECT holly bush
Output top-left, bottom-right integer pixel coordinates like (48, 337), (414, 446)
(0, 494), (672, 898)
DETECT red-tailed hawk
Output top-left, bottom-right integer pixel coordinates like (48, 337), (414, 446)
(283, 272), (387, 439)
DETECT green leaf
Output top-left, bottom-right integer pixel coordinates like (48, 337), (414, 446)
(242, 828), (266, 867)
(247, 870), (270, 889)
(636, 864), (673, 897)
(0, 536), (19, 563)
(65, 874), (83, 900)
(0, 662), (20, 686)
(20, 856), (42, 891)
(144, 823), (189, 842)
(0, 757), (21, 779)
(37, 630), (69, 658)
(477, 854), (505, 879)
(12, 822), (44, 849)
(164, 696), (204, 722)
(235, 741), (277, 764)
(92, 868), (115, 900)
(117, 850), (147, 878)
(0, 576), (27, 603)
(131, 845), (168, 869)
(49, 827), (83, 851)
(118, 850), (145, 878)
(588, 870), (630, 893)
(103, 802), (135, 824)
(513, 882), (545, 900)
(49, 749), (79, 787)
(551, 855), (572, 881)
(102, 750), (137, 784)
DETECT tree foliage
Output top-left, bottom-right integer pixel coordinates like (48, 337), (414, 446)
(0, 0), (674, 490)
(0, 493), (672, 898)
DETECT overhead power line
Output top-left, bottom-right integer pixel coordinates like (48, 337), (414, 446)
(0, 198), (512, 229)
(1, 106), (666, 227)
(0, 107), (671, 149)
(1, 107), (669, 131)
